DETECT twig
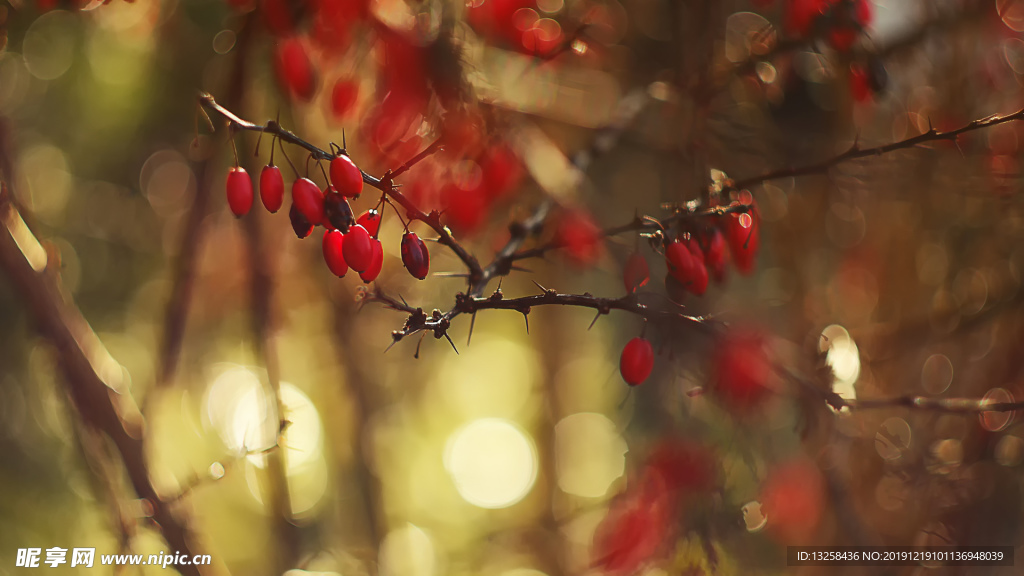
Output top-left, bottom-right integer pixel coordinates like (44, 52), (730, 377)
(732, 106), (1024, 190)
(196, 94), (484, 282)
(0, 185), (202, 576)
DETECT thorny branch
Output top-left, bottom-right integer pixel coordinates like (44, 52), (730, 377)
(197, 93), (485, 282)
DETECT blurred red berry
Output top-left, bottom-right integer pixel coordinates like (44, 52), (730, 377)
(702, 227), (729, 284)
(274, 37), (316, 101)
(330, 79), (360, 119)
(666, 239), (707, 295)
(645, 440), (716, 496)
(556, 209), (602, 265)
(592, 473), (672, 575)
(760, 460), (825, 543)
(442, 181), (489, 234)
(620, 337), (654, 386)
(624, 251), (650, 293)
(712, 329), (773, 413)
(479, 144), (523, 201)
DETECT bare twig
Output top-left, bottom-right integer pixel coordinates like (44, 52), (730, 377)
(196, 94), (484, 282)
(0, 185), (202, 576)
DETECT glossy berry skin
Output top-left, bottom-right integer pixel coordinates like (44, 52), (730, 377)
(322, 230), (348, 277)
(226, 167), (253, 217)
(259, 165), (284, 213)
(359, 239), (384, 283)
(343, 224), (373, 272)
(289, 203), (314, 239)
(356, 209), (380, 237)
(401, 232), (429, 280)
(712, 329), (772, 413)
(274, 37), (316, 101)
(624, 251), (649, 293)
(620, 337), (654, 386)
(292, 178), (325, 225)
(323, 188), (354, 232)
(330, 154), (364, 198)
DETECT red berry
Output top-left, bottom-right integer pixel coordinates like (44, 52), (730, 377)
(330, 154), (364, 197)
(760, 460), (825, 543)
(274, 37), (316, 101)
(359, 238), (384, 283)
(620, 337), (654, 386)
(624, 251), (649, 293)
(480, 143), (523, 200)
(343, 224), (373, 272)
(665, 240), (706, 295)
(289, 203), (314, 239)
(401, 232), (429, 280)
(702, 227), (729, 284)
(259, 165), (284, 213)
(712, 329), (773, 413)
(441, 181), (488, 234)
(849, 64), (871, 102)
(356, 209), (380, 237)
(785, 0), (827, 37)
(322, 230), (348, 277)
(226, 166), (253, 217)
(330, 79), (360, 119)
(323, 187), (354, 232)
(292, 177), (325, 225)
(556, 209), (602, 266)
(725, 203), (759, 275)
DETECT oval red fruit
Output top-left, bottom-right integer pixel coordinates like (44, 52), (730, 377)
(556, 209), (602, 266)
(323, 188), (354, 232)
(703, 228), (729, 284)
(624, 251), (649, 293)
(330, 154), (364, 197)
(330, 79), (359, 119)
(343, 224), (373, 272)
(356, 209), (381, 237)
(226, 166), (253, 217)
(274, 37), (316, 101)
(401, 232), (429, 280)
(322, 230), (348, 277)
(620, 337), (654, 386)
(289, 203), (314, 239)
(682, 237), (709, 296)
(292, 177), (325, 225)
(666, 240), (706, 294)
(359, 239), (384, 283)
(259, 165), (284, 213)
(712, 329), (773, 413)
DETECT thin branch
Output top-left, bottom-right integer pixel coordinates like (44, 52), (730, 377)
(196, 94), (484, 282)
(732, 106), (1024, 190)
(0, 185), (202, 576)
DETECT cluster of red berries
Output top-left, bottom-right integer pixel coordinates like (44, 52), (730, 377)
(616, 194), (760, 388)
(224, 152), (430, 283)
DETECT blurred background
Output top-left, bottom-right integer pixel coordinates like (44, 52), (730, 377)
(2, 0), (1024, 574)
